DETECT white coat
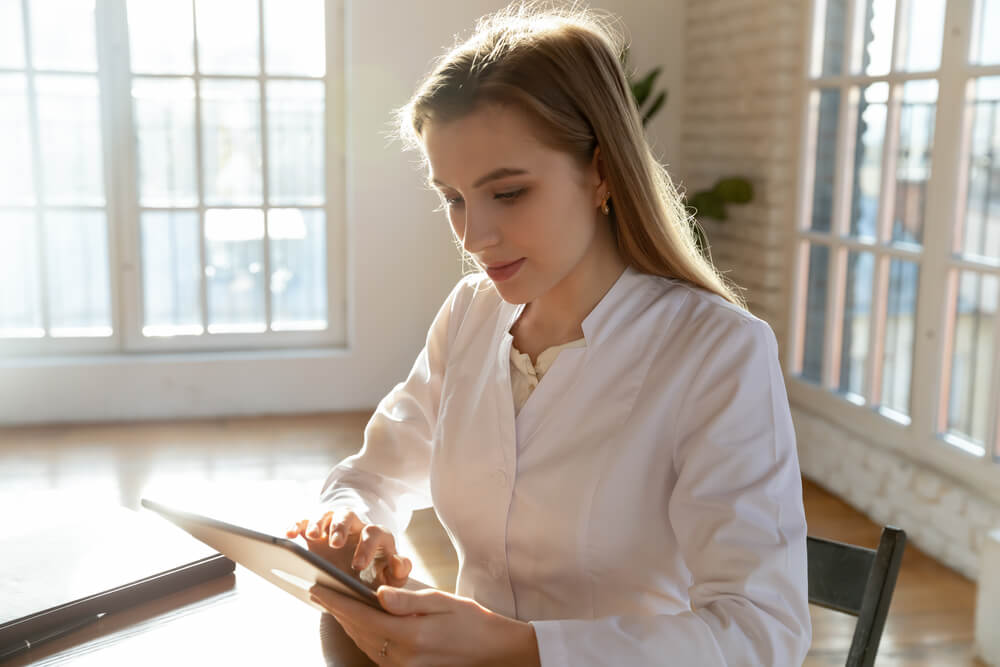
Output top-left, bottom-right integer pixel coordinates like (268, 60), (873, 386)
(320, 265), (812, 665)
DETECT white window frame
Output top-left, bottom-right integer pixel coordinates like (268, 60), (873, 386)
(0, 0), (347, 358)
(787, 0), (1000, 503)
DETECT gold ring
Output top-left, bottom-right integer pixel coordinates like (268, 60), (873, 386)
(379, 638), (390, 657)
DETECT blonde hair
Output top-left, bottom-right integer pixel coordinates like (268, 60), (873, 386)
(393, 1), (745, 308)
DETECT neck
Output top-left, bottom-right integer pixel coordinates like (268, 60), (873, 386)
(518, 223), (628, 342)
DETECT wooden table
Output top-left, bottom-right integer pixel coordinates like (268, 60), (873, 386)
(0, 413), (455, 667)
(4, 564), (378, 666)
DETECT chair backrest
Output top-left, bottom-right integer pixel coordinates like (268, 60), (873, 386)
(807, 526), (906, 667)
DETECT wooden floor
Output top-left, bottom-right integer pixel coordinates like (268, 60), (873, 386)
(0, 412), (985, 665)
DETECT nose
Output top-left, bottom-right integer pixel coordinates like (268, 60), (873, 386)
(458, 208), (501, 256)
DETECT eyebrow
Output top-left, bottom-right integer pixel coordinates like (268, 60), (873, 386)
(429, 167), (530, 190)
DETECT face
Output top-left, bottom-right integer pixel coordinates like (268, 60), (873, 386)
(422, 104), (608, 305)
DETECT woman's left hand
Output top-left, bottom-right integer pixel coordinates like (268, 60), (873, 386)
(309, 584), (540, 667)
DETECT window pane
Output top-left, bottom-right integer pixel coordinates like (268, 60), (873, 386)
(45, 209), (111, 337)
(269, 209), (326, 330)
(0, 0), (25, 69)
(0, 74), (35, 206)
(813, 0), (847, 76)
(28, 0), (97, 72)
(264, 0), (324, 76)
(947, 271), (997, 448)
(881, 259), (918, 416)
(205, 208), (265, 333)
(35, 75), (104, 206)
(201, 79), (262, 206)
(267, 80), (324, 206)
(802, 243), (831, 383)
(0, 210), (42, 337)
(962, 77), (1000, 260)
(891, 80), (937, 246)
(971, 0), (1000, 65)
(849, 83), (888, 239)
(896, 0), (946, 72)
(141, 211), (202, 336)
(126, 0), (195, 75)
(195, 0), (258, 75)
(133, 78), (198, 207)
(851, 0), (895, 76)
(839, 251), (874, 397)
(810, 89), (841, 233)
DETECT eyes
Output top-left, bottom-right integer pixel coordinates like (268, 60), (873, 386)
(441, 188), (526, 209)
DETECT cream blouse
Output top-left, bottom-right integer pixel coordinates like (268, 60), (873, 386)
(509, 338), (587, 415)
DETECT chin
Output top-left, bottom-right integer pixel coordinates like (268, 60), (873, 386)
(488, 277), (534, 306)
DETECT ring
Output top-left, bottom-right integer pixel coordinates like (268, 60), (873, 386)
(379, 638), (390, 657)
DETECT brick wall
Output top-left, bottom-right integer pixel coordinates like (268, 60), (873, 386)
(677, 0), (1000, 584)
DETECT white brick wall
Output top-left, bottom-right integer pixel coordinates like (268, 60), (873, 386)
(793, 407), (1000, 581)
(678, 0), (1000, 585)
(678, 0), (803, 352)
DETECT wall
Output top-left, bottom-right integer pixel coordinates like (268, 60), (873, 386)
(676, 0), (1000, 584)
(0, 0), (685, 424)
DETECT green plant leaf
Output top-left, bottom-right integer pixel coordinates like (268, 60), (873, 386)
(687, 191), (727, 221)
(632, 67), (661, 107)
(642, 91), (667, 126)
(711, 178), (754, 203)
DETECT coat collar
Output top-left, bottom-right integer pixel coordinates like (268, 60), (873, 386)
(501, 264), (645, 349)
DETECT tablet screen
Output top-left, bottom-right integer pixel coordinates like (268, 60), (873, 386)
(141, 498), (385, 612)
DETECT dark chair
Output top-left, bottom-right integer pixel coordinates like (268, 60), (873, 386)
(806, 526), (906, 667)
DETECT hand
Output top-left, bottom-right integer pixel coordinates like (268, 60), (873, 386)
(309, 584), (541, 667)
(287, 509), (412, 588)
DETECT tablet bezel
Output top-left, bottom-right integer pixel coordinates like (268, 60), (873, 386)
(140, 498), (383, 612)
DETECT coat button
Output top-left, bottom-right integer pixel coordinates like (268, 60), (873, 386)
(488, 560), (505, 579)
(493, 469), (508, 487)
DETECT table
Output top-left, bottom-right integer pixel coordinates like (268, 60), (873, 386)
(5, 564), (375, 666)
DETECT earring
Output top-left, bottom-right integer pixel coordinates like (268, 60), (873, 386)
(600, 193), (611, 215)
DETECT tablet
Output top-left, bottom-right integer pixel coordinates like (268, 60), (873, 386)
(141, 498), (384, 613)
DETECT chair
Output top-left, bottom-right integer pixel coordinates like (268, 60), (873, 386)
(806, 526), (906, 667)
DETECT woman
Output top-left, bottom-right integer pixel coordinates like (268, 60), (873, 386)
(288, 3), (811, 664)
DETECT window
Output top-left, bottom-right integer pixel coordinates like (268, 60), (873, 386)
(0, 0), (345, 356)
(790, 0), (1000, 464)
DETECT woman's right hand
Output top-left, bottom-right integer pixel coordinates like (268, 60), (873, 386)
(286, 509), (412, 588)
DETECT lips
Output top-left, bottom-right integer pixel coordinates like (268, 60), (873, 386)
(485, 259), (522, 270)
(484, 257), (525, 282)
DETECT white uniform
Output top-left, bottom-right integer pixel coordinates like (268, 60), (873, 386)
(320, 266), (812, 666)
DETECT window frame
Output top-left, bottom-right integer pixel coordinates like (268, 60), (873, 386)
(0, 0), (347, 358)
(786, 0), (1000, 503)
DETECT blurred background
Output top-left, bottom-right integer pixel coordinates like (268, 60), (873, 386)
(0, 0), (999, 664)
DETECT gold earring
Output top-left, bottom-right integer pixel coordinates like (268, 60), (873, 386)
(601, 194), (611, 215)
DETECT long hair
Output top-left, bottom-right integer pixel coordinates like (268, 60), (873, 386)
(393, 1), (745, 308)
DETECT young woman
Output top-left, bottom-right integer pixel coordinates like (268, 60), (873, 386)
(288, 3), (811, 664)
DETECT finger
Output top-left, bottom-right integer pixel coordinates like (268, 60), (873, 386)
(383, 555), (411, 587)
(353, 526), (394, 570)
(390, 554), (412, 579)
(285, 519), (308, 538)
(327, 510), (363, 548)
(310, 585), (405, 631)
(377, 586), (456, 617)
(309, 511), (342, 541)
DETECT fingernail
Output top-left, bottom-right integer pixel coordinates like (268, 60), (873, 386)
(380, 588), (397, 604)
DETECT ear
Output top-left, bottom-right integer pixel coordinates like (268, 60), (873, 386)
(590, 145), (610, 207)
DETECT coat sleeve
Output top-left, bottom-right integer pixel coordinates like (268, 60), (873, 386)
(529, 317), (812, 666)
(316, 277), (470, 537)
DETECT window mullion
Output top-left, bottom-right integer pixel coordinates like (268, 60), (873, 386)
(908, 0), (973, 439)
(96, 0), (137, 353)
(325, 0), (347, 345)
(191, 0), (209, 337)
(821, 82), (854, 389)
(19, 0), (50, 340)
(258, 0), (272, 332)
